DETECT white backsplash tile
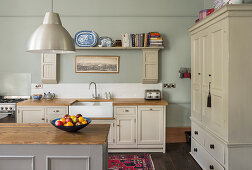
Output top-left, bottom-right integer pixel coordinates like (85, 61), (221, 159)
(31, 83), (162, 98)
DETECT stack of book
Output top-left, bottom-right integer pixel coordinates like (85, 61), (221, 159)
(149, 32), (163, 47)
(121, 32), (163, 47)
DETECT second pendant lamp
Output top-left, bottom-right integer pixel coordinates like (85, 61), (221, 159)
(27, 0), (75, 54)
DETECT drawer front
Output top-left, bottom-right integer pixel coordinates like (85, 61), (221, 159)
(115, 107), (137, 116)
(192, 122), (205, 146)
(205, 132), (225, 165)
(191, 139), (224, 170)
(46, 107), (68, 115)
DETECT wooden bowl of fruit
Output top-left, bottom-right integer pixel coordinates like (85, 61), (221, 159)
(51, 114), (91, 132)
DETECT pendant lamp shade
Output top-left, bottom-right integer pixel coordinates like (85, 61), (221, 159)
(27, 12), (75, 53)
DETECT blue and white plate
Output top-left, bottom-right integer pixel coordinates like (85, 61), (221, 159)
(75, 31), (98, 47)
(98, 36), (112, 47)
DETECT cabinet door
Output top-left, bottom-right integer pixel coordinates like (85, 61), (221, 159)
(207, 20), (228, 138)
(201, 29), (212, 124)
(142, 49), (159, 84)
(191, 32), (202, 121)
(116, 115), (136, 145)
(17, 107), (45, 123)
(137, 106), (164, 144)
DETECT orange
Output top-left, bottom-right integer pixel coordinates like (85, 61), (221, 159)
(82, 120), (88, 125)
(78, 117), (86, 122)
(64, 122), (73, 126)
(60, 118), (66, 124)
(71, 115), (76, 120)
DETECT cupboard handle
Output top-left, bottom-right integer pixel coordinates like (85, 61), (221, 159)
(125, 110), (129, 112)
(117, 125), (120, 127)
(53, 110), (60, 113)
(42, 118), (45, 120)
(210, 144), (215, 149)
(209, 74), (212, 77)
(209, 165), (214, 169)
(194, 131), (198, 135)
(193, 148), (198, 152)
(150, 108), (153, 111)
(198, 73), (201, 75)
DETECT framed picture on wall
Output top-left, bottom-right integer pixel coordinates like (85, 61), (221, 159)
(75, 56), (119, 73)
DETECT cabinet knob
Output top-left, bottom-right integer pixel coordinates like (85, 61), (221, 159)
(194, 131), (199, 135)
(209, 165), (214, 169)
(209, 74), (212, 77)
(210, 144), (215, 149)
(117, 125), (120, 127)
(193, 148), (198, 152)
(150, 108), (153, 111)
(53, 110), (60, 113)
(125, 110), (129, 112)
(198, 73), (201, 75)
(42, 118), (45, 120)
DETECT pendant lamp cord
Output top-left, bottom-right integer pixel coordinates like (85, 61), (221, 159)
(51, 0), (54, 12)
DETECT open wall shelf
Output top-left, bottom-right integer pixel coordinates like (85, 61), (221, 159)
(76, 46), (164, 50)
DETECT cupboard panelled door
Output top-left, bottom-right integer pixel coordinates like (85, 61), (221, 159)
(208, 20), (228, 138)
(138, 107), (164, 144)
(201, 30), (212, 124)
(116, 115), (136, 145)
(191, 32), (202, 121)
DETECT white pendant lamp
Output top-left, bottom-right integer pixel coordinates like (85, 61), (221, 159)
(27, 0), (75, 54)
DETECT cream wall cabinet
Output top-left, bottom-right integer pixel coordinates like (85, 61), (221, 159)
(17, 106), (68, 123)
(189, 5), (252, 170)
(142, 49), (159, 84)
(41, 54), (58, 84)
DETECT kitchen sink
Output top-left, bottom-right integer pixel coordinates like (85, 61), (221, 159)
(69, 102), (113, 118)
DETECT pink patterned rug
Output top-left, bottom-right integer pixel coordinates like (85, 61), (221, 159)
(108, 153), (155, 170)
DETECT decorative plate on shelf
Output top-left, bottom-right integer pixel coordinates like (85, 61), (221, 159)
(98, 36), (112, 47)
(75, 31), (98, 47)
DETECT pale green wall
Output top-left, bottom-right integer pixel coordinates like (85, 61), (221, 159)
(0, 0), (204, 127)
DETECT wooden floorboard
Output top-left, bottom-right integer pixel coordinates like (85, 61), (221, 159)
(151, 143), (202, 170)
(166, 127), (191, 143)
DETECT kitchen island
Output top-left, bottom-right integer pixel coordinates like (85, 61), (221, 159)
(0, 123), (110, 170)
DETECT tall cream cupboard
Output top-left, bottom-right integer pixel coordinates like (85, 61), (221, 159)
(189, 5), (252, 170)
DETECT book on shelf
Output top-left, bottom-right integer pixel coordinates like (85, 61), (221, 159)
(121, 32), (163, 48)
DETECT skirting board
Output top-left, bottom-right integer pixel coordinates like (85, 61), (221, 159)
(166, 127), (191, 143)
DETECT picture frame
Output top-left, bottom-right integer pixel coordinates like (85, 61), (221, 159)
(75, 56), (119, 73)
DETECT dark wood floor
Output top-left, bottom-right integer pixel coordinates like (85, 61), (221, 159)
(151, 143), (202, 170)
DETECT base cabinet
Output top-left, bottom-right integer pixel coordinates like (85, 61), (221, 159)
(116, 115), (137, 146)
(18, 107), (45, 123)
(17, 106), (68, 123)
(138, 106), (164, 145)
(110, 105), (166, 153)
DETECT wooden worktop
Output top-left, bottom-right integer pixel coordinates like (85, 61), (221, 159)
(17, 98), (76, 106)
(17, 98), (168, 106)
(113, 98), (168, 106)
(0, 123), (110, 145)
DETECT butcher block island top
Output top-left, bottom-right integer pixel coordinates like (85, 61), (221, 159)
(0, 123), (110, 145)
(17, 98), (168, 106)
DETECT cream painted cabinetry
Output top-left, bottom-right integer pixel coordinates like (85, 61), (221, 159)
(189, 5), (252, 170)
(111, 105), (166, 153)
(17, 107), (45, 123)
(142, 49), (159, 84)
(17, 106), (68, 123)
(137, 106), (164, 145)
(41, 54), (58, 84)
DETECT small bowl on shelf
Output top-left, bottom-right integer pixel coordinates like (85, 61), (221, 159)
(32, 94), (42, 100)
(51, 117), (92, 132)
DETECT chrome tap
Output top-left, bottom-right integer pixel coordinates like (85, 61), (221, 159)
(89, 82), (99, 99)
